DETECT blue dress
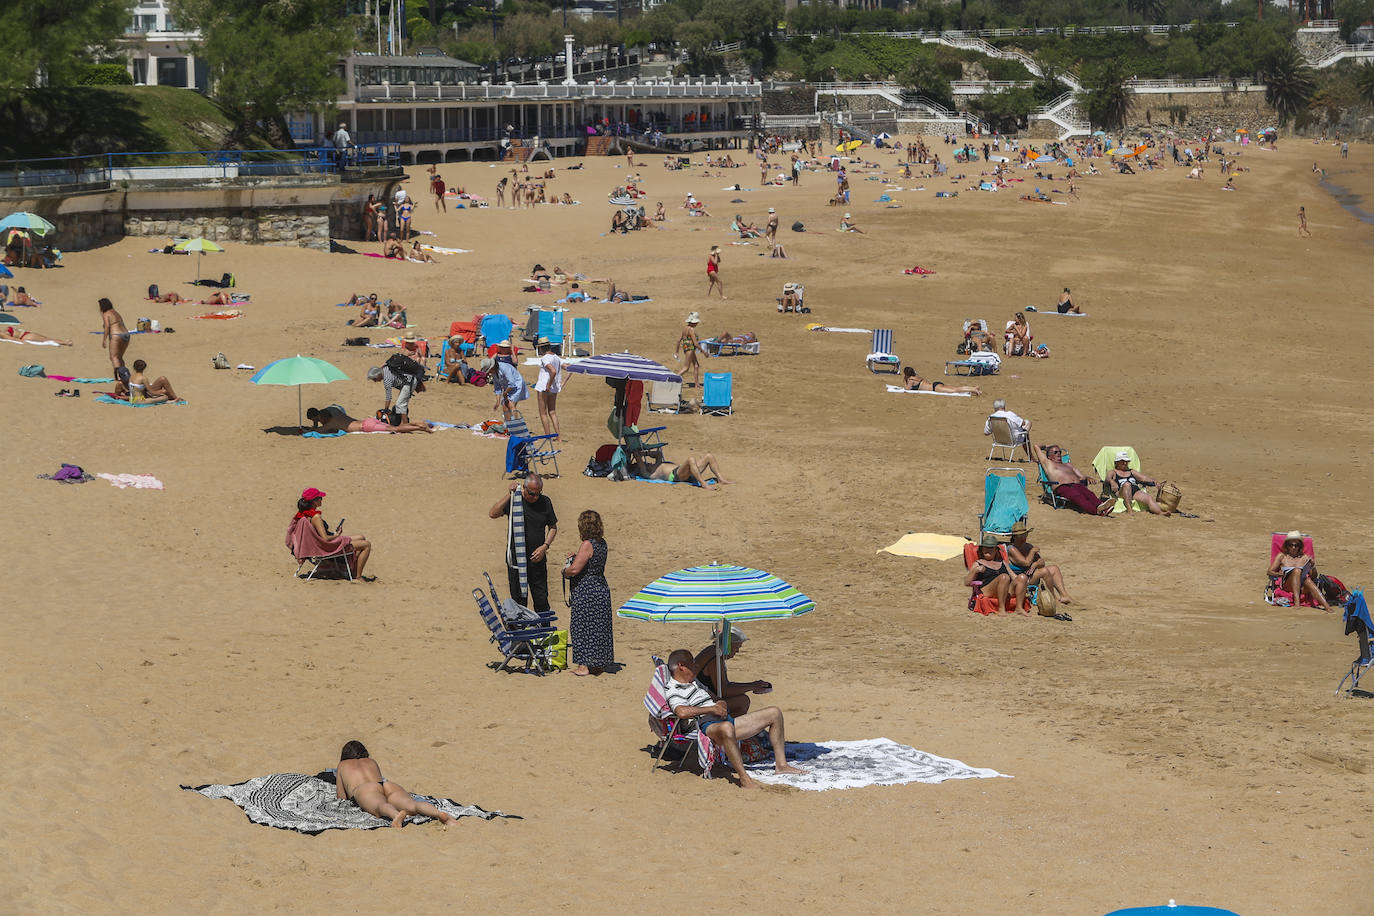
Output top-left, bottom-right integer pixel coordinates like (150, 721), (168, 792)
(569, 539), (613, 668)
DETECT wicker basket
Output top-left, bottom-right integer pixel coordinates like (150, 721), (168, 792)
(1157, 483), (1183, 514)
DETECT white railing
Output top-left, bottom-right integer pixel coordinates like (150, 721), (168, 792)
(1307, 44), (1374, 68)
(352, 80), (763, 103)
(1301, 20), (1340, 29)
(952, 80), (1036, 93)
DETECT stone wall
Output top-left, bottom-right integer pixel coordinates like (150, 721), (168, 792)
(764, 86), (814, 116)
(1129, 92), (1278, 136)
(123, 211), (331, 248)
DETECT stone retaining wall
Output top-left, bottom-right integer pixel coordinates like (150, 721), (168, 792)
(123, 211), (332, 248)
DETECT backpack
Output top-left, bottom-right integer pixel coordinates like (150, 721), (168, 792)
(384, 352), (427, 382)
(467, 370), (489, 387)
(791, 221), (805, 232)
(221, 272), (235, 288)
(148, 284), (159, 299)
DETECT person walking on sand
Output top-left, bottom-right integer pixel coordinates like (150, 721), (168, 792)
(99, 297), (131, 377)
(678, 312), (703, 389)
(1298, 206), (1311, 238)
(334, 741), (459, 828)
(705, 246), (725, 299)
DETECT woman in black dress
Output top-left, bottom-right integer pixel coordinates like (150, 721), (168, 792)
(563, 509), (613, 676)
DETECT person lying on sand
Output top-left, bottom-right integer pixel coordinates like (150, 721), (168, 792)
(3, 325), (72, 345)
(151, 289), (188, 303)
(628, 449), (731, 490)
(335, 740), (458, 827)
(305, 405), (434, 434)
(664, 649), (804, 789)
(409, 241), (437, 263)
(901, 367), (981, 395)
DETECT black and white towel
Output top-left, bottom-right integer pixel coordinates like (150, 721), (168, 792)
(744, 739), (1009, 791)
(183, 773), (519, 834)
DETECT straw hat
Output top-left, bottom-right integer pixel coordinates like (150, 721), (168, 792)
(496, 338), (512, 348)
(1283, 530), (1304, 544)
(685, 312), (701, 325)
(402, 330), (419, 341)
(1114, 450), (1131, 462)
(844, 212), (852, 218)
(1010, 520), (1032, 536)
(537, 336), (551, 346)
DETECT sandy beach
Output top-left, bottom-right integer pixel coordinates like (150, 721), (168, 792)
(4, 135), (1372, 914)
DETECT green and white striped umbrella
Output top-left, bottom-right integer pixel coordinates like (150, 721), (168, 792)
(617, 563), (815, 623)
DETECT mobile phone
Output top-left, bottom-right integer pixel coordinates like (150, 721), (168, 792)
(337, 517), (345, 532)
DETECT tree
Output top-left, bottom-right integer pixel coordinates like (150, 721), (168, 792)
(1261, 45), (1315, 126)
(1355, 61), (1374, 105)
(674, 19), (722, 70)
(0, 0), (130, 88)
(1079, 60), (1131, 130)
(899, 53), (953, 108)
(1163, 37), (1205, 80)
(1335, 0), (1374, 42)
(173, 0), (353, 138)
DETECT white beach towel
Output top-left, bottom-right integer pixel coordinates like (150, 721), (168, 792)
(745, 739), (1008, 791)
(885, 385), (972, 397)
(96, 473), (165, 489)
(807, 326), (871, 334)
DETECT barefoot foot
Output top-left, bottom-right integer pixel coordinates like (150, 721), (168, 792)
(391, 812), (406, 828)
(775, 763), (807, 775)
(572, 665), (591, 676)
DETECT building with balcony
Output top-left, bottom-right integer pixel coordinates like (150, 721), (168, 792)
(121, 0), (207, 90)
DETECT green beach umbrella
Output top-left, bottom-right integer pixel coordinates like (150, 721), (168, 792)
(0, 212), (56, 236)
(174, 237), (224, 281)
(250, 355), (349, 430)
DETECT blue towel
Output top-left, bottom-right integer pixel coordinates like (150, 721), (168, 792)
(505, 436), (532, 474)
(983, 473), (1028, 534)
(1345, 589), (1372, 632)
(303, 430), (346, 438)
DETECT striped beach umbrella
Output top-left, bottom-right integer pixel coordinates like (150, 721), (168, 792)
(564, 350), (681, 383)
(618, 564), (815, 623)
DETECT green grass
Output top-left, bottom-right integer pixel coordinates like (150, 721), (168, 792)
(0, 86), (284, 163)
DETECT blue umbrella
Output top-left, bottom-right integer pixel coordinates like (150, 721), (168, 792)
(0, 212), (56, 236)
(0, 264), (13, 279)
(1105, 904), (1239, 916)
(565, 350), (681, 383)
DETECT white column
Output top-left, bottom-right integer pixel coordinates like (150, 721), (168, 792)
(185, 53), (196, 89)
(563, 34), (576, 86)
(147, 54), (159, 86)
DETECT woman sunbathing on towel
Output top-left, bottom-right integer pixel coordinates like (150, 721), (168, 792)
(3, 326), (72, 345)
(901, 367), (981, 395)
(335, 740), (457, 828)
(409, 241), (437, 263)
(114, 359), (180, 402)
(306, 405), (434, 434)
(353, 295), (380, 327)
(629, 450), (732, 491)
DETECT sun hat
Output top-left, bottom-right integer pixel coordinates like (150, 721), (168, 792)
(768, 207), (775, 213)
(537, 336), (550, 346)
(1114, 450), (1131, 462)
(685, 312), (700, 325)
(728, 624), (748, 644)
(979, 533), (1002, 548)
(366, 366), (384, 381)
(301, 487), (326, 500)
(710, 245), (720, 253)
(1283, 530), (1304, 543)
(401, 330), (418, 341)
(496, 338), (512, 348)
(1010, 520), (1033, 536)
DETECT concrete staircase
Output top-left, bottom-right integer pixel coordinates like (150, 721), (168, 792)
(584, 135), (616, 156)
(1030, 92), (1091, 142)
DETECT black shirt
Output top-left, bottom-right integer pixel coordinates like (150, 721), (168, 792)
(502, 494), (557, 564)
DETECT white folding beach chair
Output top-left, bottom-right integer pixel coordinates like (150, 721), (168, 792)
(986, 416), (1028, 462)
(648, 380), (683, 413)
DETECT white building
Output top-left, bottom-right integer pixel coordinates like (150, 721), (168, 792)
(121, 0), (206, 90)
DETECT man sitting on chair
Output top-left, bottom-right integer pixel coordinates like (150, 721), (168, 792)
(985, 398), (1032, 460)
(1032, 441), (1113, 516)
(664, 649), (803, 789)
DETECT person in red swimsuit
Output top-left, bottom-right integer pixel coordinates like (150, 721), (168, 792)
(705, 246), (725, 299)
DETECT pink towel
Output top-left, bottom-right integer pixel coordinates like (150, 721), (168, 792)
(286, 515), (352, 560)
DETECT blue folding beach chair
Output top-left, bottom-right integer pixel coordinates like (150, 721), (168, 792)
(866, 329), (900, 374)
(571, 316), (595, 357)
(504, 410), (561, 478)
(473, 587), (556, 674)
(537, 309), (566, 346)
(1037, 461), (1066, 509)
(979, 468), (1028, 539)
(702, 372), (733, 416)
(483, 570), (558, 629)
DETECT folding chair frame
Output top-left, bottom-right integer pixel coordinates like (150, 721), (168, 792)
(986, 415), (1030, 462)
(473, 588), (556, 675)
(294, 547), (355, 581)
(505, 410), (561, 478)
(701, 372), (733, 416)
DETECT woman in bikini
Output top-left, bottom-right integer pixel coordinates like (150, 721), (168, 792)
(119, 359), (180, 403)
(363, 194), (378, 241)
(353, 294), (380, 328)
(1267, 532), (1331, 611)
(678, 312), (703, 389)
(964, 536), (1027, 610)
(1106, 453), (1169, 515)
(705, 246), (725, 299)
(901, 367), (981, 395)
(334, 740), (457, 828)
(98, 297), (130, 373)
(3, 326), (72, 345)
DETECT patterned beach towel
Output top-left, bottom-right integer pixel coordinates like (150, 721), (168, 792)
(183, 773), (517, 834)
(744, 739), (1009, 791)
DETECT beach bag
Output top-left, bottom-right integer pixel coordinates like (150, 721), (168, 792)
(1036, 587), (1059, 617)
(148, 284), (158, 299)
(536, 630), (569, 670)
(222, 272), (235, 288)
(468, 370), (489, 387)
(18, 365), (44, 377)
(211, 352), (229, 370)
(738, 731), (773, 764)
(791, 221), (805, 232)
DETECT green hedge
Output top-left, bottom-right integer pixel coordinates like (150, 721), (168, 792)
(77, 63), (134, 86)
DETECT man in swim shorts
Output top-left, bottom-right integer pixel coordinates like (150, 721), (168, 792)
(663, 649), (804, 788)
(1032, 442), (1112, 516)
(335, 740), (458, 828)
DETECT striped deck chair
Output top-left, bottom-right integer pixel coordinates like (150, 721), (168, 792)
(866, 328), (900, 374)
(504, 410), (561, 478)
(474, 588), (556, 674)
(644, 656), (720, 777)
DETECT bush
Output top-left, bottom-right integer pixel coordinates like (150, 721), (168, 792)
(78, 63), (133, 86)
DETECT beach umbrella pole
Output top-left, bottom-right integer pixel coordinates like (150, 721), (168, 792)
(298, 385), (303, 430)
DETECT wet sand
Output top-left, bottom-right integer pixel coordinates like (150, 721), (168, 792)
(3, 136), (1372, 914)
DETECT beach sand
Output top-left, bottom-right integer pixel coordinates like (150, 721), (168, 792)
(3, 136), (1372, 914)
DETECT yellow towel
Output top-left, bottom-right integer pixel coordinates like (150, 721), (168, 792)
(880, 533), (970, 560)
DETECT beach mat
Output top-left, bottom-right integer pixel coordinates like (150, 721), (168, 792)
(885, 385), (971, 397)
(807, 325), (870, 334)
(183, 773), (518, 834)
(880, 533), (970, 560)
(744, 739), (1008, 791)
(94, 394), (186, 407)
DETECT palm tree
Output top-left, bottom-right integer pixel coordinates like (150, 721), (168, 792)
(1080, 61), (1131, 131)
(1357, 62), (1374, 107)
(1261, 46), (1315, 127)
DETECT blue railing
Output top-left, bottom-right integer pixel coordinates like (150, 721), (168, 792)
(0, 145), (402, 192)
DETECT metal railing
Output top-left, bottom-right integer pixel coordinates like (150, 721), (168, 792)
(0, 146), (400, 192)
(354, 117), (742, 147)
(352, 80), (762, 103)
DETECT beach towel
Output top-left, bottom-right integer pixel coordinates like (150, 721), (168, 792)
(96, 473), (164, 489)
(42, 374), (115, 383)
(597, 298), (651, 304)
(94, 394), (186, 407)
(885, 385), (971, 397)
(743, 739), (1008, 791)
(182, 773), (516, 834)
(806, 325), (870, 334)
(302, 430), (346, 439)
(286, 514), (350, 559)
(880, 533), (970, 560)
(420, 245), (471, 255)
(1, 337), (60, 346)
(508, 489), (528, 600)
(191, 310), (243, 320)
